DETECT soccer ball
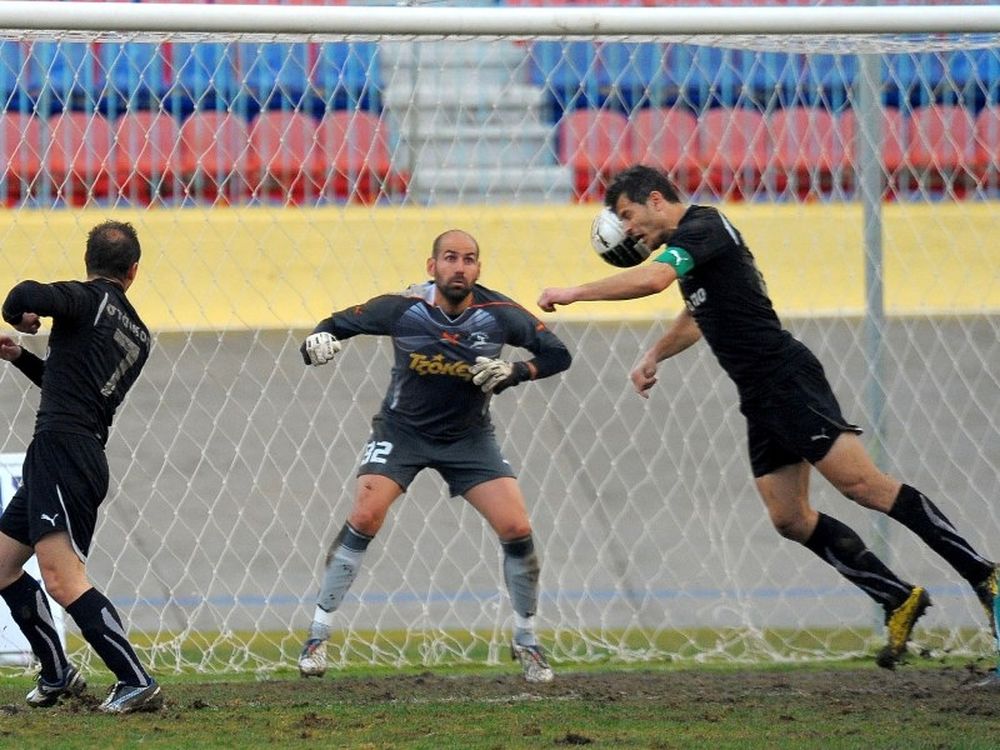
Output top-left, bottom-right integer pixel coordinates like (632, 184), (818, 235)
(590, 207), (650, 267)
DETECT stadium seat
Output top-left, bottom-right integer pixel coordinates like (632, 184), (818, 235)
(558, 109), (631, 202)
(101, 42), (168, 109)
(973, 104), (1000, 192)
(43, 111), (114, 206)
(238, 42), (310, 109)
(769, 106), (848, 198)
(178, 111), (253, 205)
(170, 42), (240, 110)
(840, 107), (907, 197)
(905, 104), (977, 195)
(0, 112), (41, 205)
(529, 41), (600, 112)
(628, 107), (701, 194)
(249, 110), (321, 205)
(698, 107), (769, 200)
(114, 111), (181, 205)
(313, 43), (381, 111)
(0, 41), (26, 109)
(26, 41), (100, 108)
(314, 110), (404, 204)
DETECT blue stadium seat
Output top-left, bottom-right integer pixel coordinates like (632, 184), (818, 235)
(100, 42), (167, 110)
(26, 40), (101, 110)
(238, 42), (310, 109)
(599, 42), (679, 109)
(170, 42), (240, 111)
(313, 42), (381, 111)
(529, 41), (600, 112)
(0, 41), (25, 109)
(801, 53), (857, 108)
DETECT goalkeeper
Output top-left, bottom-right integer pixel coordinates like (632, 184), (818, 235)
(538, 165), (998, 671)
(297, 229), (571, 683)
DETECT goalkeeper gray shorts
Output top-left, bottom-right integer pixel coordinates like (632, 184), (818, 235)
(357, 415), (516, 497)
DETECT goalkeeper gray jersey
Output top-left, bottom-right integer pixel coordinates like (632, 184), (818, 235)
(309, 281), (571, 439)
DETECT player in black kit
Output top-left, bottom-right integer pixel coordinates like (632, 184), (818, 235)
(297, 229), (571, 682)
(538, 165), (998, 670)
(0, 220), (162, 713)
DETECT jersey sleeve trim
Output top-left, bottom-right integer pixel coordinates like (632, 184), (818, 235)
(653, 246), (695, 277)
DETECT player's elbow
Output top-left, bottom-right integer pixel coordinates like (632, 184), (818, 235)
(639, 264), (675, 295)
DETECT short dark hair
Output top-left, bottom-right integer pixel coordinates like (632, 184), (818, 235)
(431, 229), (479, 259)
(605, 165), (681, 210)
(85, 220), (141, 280)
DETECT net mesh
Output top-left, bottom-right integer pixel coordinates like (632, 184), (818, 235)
(0, 7), (997, 674)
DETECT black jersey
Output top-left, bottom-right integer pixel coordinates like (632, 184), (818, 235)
(2, 278), (151, 445)
(654, 205), (809, 399)
(308, 281), (571, 440)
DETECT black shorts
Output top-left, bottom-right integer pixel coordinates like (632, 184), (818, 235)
(740, 352), (862, 478)
(0, 431), (109, 560)
(357, 415), (516, 497)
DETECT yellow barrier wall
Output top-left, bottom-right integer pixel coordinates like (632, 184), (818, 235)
(1, 202), (997, 330)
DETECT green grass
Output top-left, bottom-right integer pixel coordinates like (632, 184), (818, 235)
(2, 628), (997, 748)
(3, 657), (1000, 749)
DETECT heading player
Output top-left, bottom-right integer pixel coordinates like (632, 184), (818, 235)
(538, 165), (998, 670)
(297, 229), (571, 682)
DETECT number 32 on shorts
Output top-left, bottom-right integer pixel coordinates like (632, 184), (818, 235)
(362, 440), (393, 465)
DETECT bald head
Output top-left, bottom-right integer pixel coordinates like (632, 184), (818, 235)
(432, 229), (479, 259)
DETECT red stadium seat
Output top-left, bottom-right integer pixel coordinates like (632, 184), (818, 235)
(0, 113), (42, 205)
(698, 107), (769, 200)
(558, 109), (631, 202)
(840, 107), (907, 198)
(249, 111), (321, 205)
(314, 110), (404, 204)
(769, 106), (848, 197)
(44, 112), (114, 206)
(178, 111), (252, 205)
(905, 104), (977, 195)
(974, 104), (1000, 191)
(628, 107), (701, 194)
(114, 111), (181, 205)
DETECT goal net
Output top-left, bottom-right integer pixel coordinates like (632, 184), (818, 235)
(0, 2), (998, 675)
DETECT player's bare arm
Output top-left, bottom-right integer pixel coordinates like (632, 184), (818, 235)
(537, 263), (676, 312)
(630, 309), (702, 399)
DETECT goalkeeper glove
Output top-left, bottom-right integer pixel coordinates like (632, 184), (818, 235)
(302, 332), (342, 366)
(470, 357), (531, 394)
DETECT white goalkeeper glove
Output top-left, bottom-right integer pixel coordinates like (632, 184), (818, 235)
(303, 332), (342, 366)
(471, 357), (530, 394)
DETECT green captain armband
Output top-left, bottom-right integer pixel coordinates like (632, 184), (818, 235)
(654, 246), (695, 277)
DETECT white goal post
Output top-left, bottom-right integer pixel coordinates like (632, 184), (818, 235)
(0, 2), (998, 676)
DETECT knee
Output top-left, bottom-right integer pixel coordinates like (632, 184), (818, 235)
(37, 567), (86, 608)
(346, 508), (384, 537)
(768, 510), (813, 543)
(498, 523), (533, 544)
(837, 474), (897, 512)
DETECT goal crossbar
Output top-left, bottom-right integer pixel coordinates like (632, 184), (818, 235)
(2, 2), (1000, 39)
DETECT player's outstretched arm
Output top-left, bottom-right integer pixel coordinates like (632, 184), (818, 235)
(537, 263), (676, 312)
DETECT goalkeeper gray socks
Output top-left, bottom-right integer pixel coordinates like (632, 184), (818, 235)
(313, 522), (373, 630)
(502, 534), (541, 645)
